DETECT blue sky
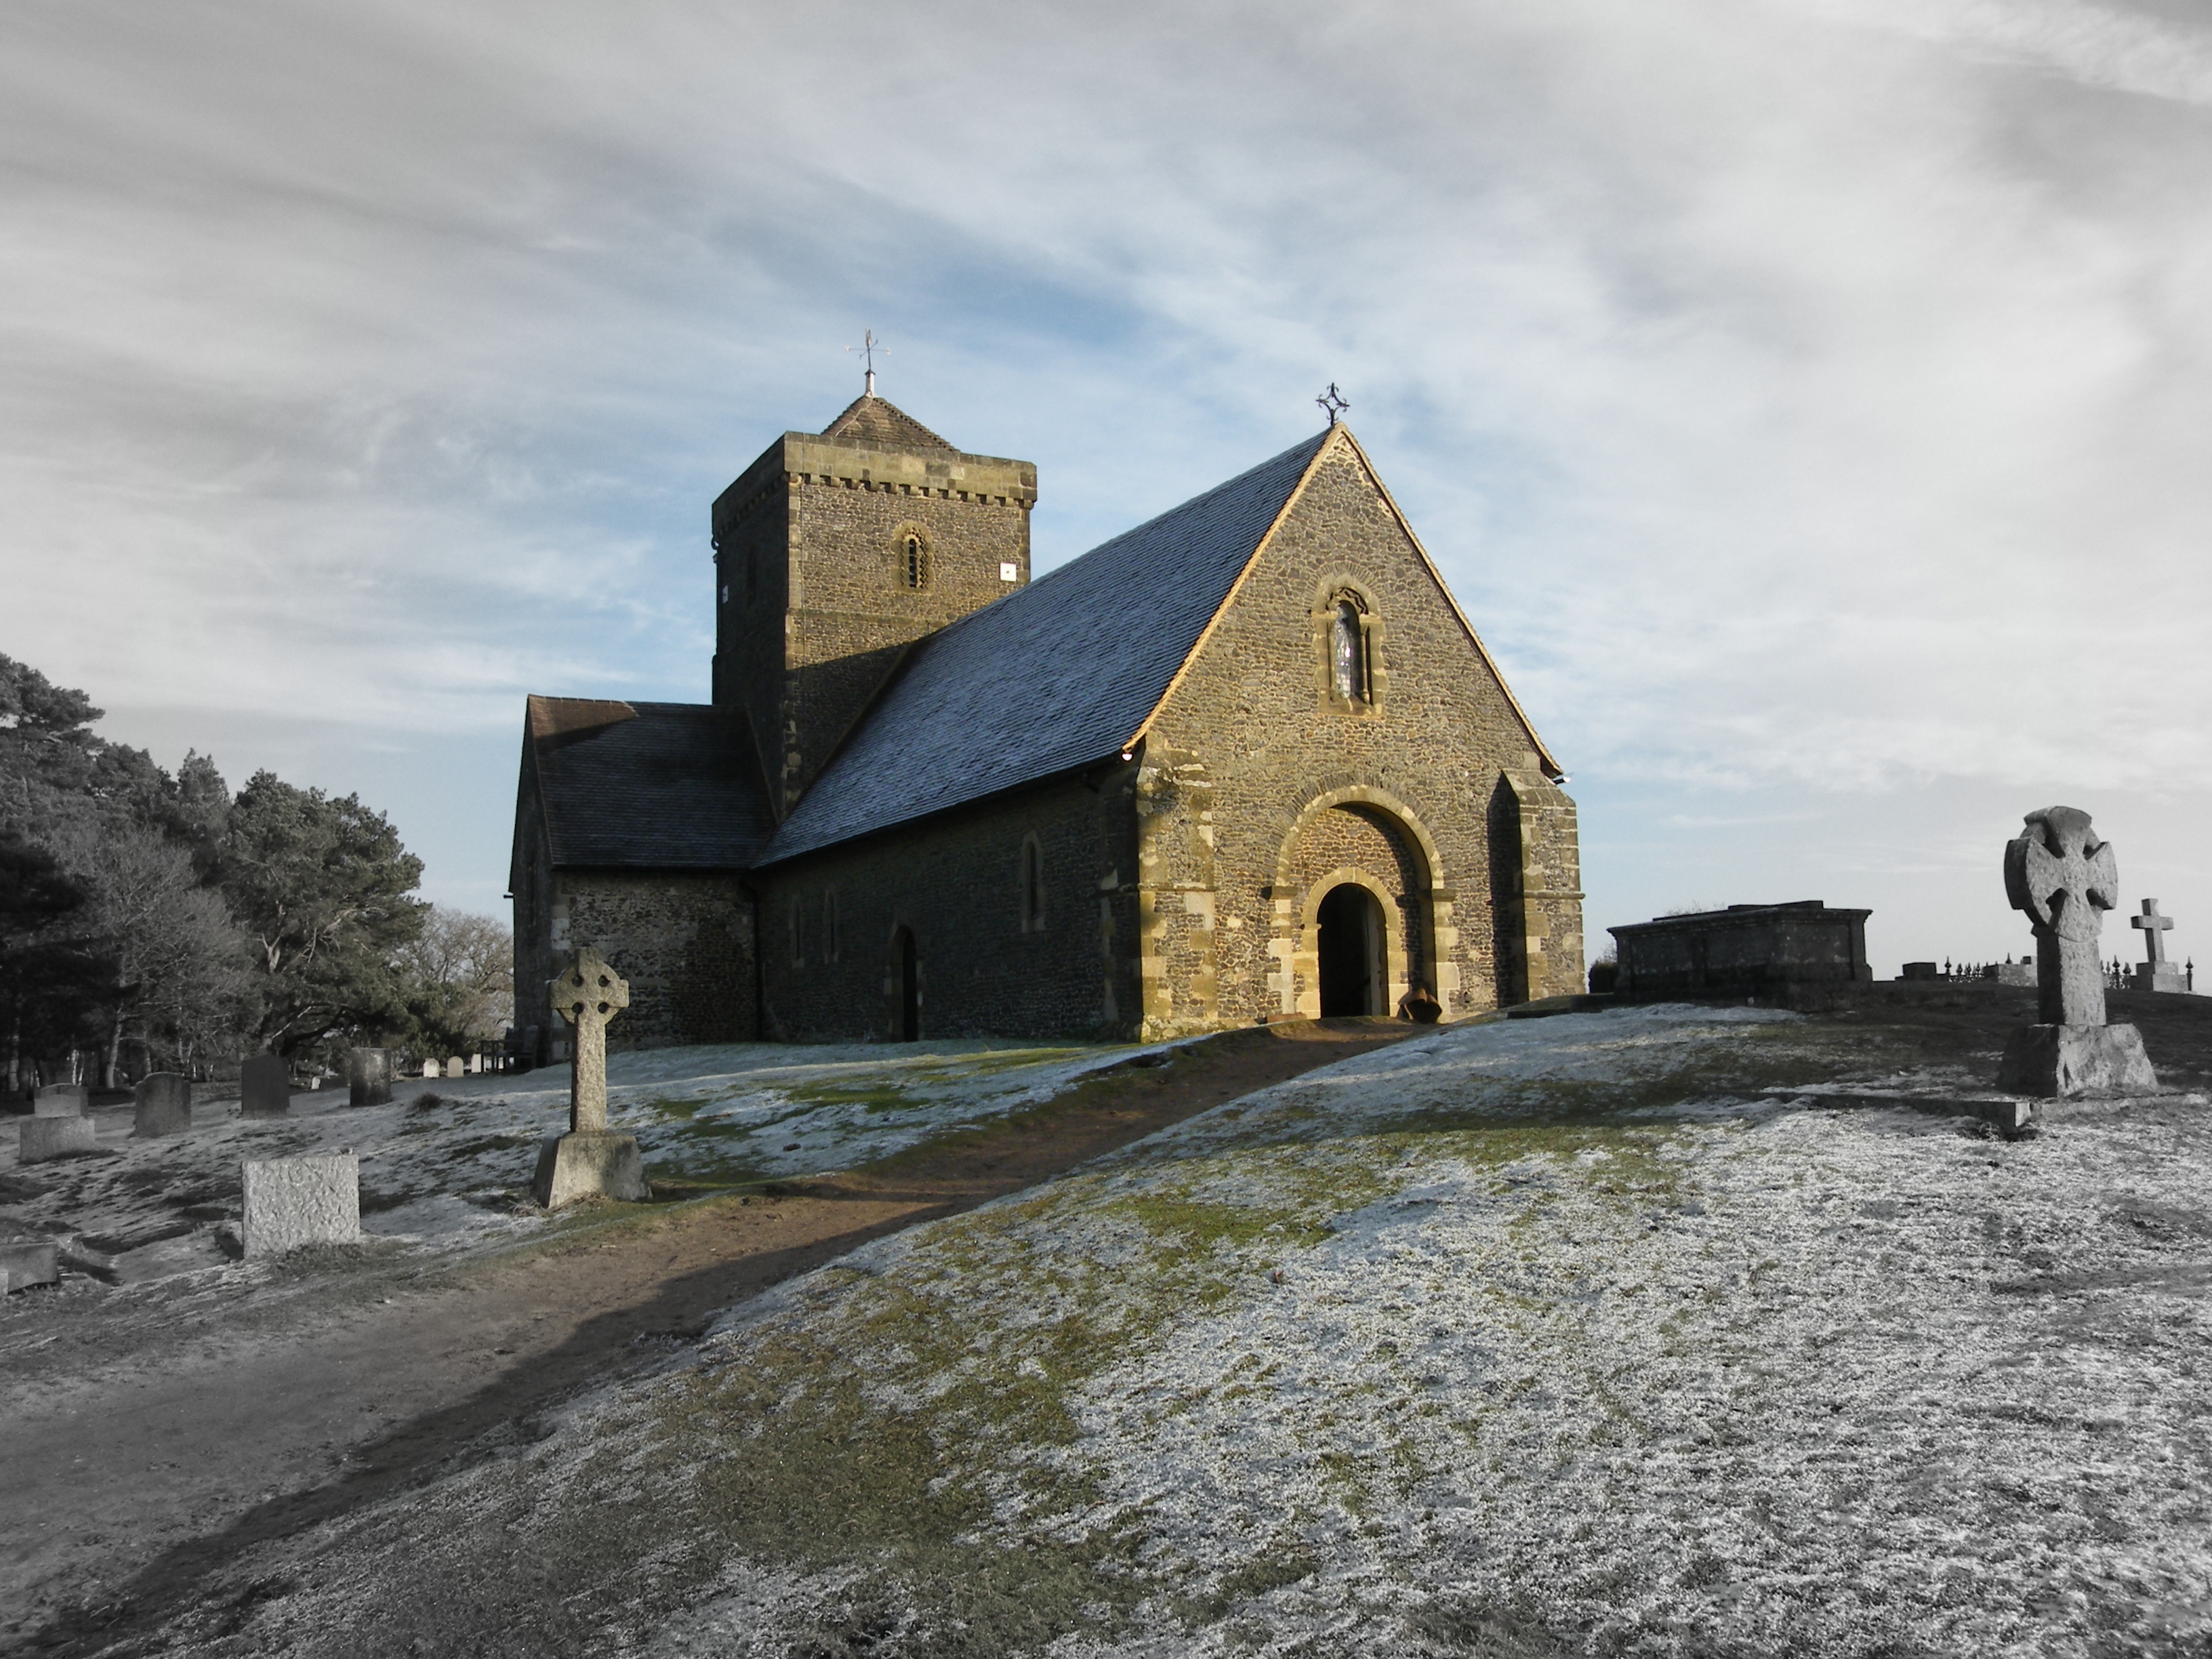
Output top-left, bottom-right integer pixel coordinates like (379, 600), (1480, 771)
(7, 0), (2211, 977)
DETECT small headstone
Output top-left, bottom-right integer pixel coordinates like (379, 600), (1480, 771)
(2130, 899), (2188, 994)
(445, 1057), (464, 1079)
(33, 1084), (88, 1118)
(0, 1241), (60, 1294)
(1996, 806), (2159, 1097)
(468, 1054), (483, 1075)
(240, 1053), (291, 1119)
(533, 947), (648, 1210)
(132, 1072), (192, 1138)
(348, 1048), (392, 1108)
(241, 1152), (361, 1258)
(20, 1116), (98, 1163)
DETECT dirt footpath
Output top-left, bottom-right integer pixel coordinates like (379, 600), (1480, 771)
(3, 1019), (1418, 1658)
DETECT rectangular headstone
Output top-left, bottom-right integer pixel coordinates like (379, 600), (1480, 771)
(468, 1054), (483, 1075)
(348, 1048), (392, 1107)
(0, 1241), (60, 1294)
(240, 1053), (291, 1119)
(33, 1084), (88, 1118)
(20, 1116), (98, 1163)
(133, 1072), (192, 1138)
(241, 1153), (361, 1258)
(422, 1059), (439, 1080)
(444, 1057), (464, 1079)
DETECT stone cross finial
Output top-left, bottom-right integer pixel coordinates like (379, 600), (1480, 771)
(2131, 899), (2175, 967)
(550, 947), (630, 1134)
(2004, 805), (2118, 1027)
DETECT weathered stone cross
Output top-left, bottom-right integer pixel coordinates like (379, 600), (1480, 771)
(550, 947), (630, 1134)
(2132, 899), (2175, 967)
(2004, 804), (2118, 1027)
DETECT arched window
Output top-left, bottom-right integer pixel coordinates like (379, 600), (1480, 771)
(1021, 837), (1045, 933)
(901, 531), (930, 590)
(822, 888), (840, 964)
(788, 896), (805, 968)
(1332, 596), (1368, 703)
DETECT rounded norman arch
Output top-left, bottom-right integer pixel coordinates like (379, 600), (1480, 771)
(1272, 785), (1446, 894)
(890, 523), (933, 590)
(1305, 867), (1393, 1017)
(1272, 785), (1454, 1019)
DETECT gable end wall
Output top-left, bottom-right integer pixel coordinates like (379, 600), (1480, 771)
(1136, 447), (1584, 1029)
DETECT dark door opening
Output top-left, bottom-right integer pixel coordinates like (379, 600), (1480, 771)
(1316, 883), (1384, 1017)
(895, 926), (920, 1041)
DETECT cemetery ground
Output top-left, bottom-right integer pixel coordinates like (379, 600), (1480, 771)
(0, 1021), (1416, 1653)
(7, 990), (2212, 1658)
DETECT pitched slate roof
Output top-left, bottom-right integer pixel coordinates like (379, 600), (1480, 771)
(527, 697), (772, 869)
(819, 394), (954, 451)
(758, 429), (1333, 866)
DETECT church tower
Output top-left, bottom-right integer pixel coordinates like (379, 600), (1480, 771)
(710, 392), (1037, 817)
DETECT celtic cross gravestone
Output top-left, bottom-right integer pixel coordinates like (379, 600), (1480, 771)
(1996, 806), (2159, 1097)
(531, 947), (649, 1209)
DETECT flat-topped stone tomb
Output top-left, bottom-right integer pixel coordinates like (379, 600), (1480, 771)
(133, 1072), (192, 1138)
(20, 1116), (98, 1163)
(240, 1053), (290, 1118)
(241, 1152), (361, 1258)
(1610, 901), (1873, 1000)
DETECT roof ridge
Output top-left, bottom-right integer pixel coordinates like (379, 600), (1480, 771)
(758, 426), (1335, 866)
(1122, 427), (1343, 751)
(818, 393), (955, 451)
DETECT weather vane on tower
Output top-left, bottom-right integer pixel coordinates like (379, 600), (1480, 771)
(1317, 382), (1349, 426)
(848, 329), (888, 396)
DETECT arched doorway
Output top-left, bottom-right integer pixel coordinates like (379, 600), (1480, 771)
(894, 926), (920, 1041)
(1316, 883), (1385, 1016)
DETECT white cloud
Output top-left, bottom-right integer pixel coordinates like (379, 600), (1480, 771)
(1802, 0), (2212, 105)
(2, 0), (2207, 958)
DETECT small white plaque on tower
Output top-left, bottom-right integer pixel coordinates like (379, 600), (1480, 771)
(1000, 562), (1019, 582)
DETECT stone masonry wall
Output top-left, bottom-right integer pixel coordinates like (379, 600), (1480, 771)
(1137, 438), (1583, 1031)
(712, 432), (1036, 817)
(510, 752), (557, 1066)
(552, 872), (756, 1054)
(710, 470), (792, 787)
(1501, 769), (1586, 1001)
(756, 770), (1141, 1043)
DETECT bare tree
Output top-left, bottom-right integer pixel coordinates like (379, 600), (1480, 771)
(396, 907), (514, 1057)
(49, 813), (249, 1084)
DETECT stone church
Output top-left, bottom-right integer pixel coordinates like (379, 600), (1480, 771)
(509, 392), (1582, 1061)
